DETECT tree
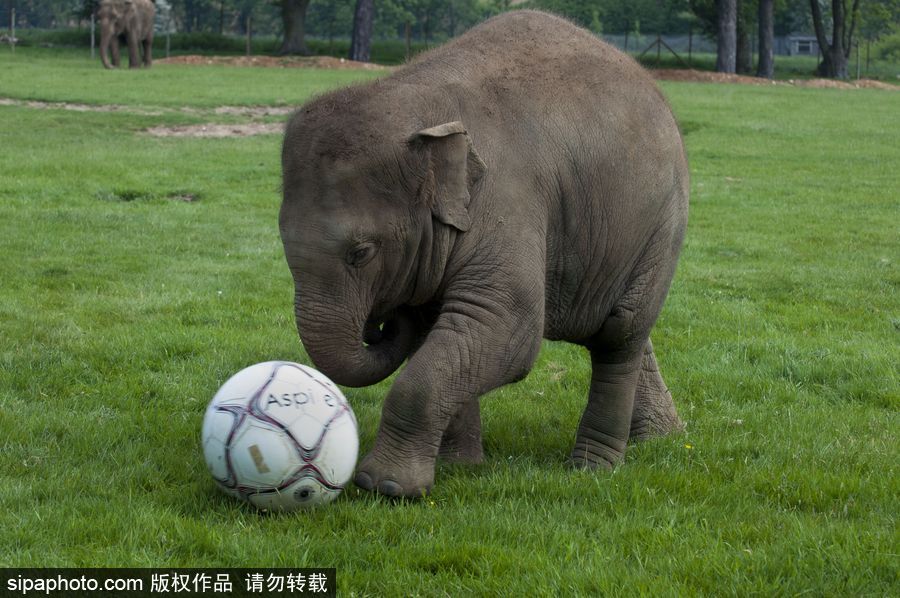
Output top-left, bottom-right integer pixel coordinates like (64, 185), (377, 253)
(280, 0), (311, 55)
(809, 0), (861, 78)
(857, 0), (900, 71)
(349, 0), (375, 62)
(736, 0), (753, 73)
(307, 0), (354, 52)
(716, 0), (738, 72)
(757, 0), (774, 78)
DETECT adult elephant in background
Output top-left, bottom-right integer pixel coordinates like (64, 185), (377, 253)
(280, 10), (688, 498)
(98, 0), (155, 69)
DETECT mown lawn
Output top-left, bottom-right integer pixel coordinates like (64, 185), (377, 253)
(0, 48), (897, 595)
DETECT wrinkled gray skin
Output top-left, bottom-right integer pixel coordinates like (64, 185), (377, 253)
(280, 11), (688, 498)
(98, 0), (155, 69)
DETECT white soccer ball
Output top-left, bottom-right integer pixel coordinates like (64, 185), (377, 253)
(202, 361), (358, 511)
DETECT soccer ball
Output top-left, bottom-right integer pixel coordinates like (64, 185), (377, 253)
(202, 361), (358, 511)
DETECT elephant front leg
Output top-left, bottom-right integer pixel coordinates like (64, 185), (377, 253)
(438, 399), (483, 464)
(110, 37), (121, 68)
(126, 34), (140, 68)
(355, 298), (542, 497)
(352, 331), (471, 498)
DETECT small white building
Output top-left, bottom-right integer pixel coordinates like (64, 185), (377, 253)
(788, 36), (820, 57)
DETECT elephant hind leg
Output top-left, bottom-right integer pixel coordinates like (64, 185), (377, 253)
(570, 348), (642, 469)
(629, 340), (683, 442)
(142, 37), (153, 67)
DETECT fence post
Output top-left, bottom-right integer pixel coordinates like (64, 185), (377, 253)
(10, 8), (15, 53)
(405, 21), (411, 61)
(688, 26), (692, 66)
(91, 13), (95, 59)
(856, 41), (860, 80)
(245, 16), (251, 57)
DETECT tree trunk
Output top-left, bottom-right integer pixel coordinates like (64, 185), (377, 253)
(279, 0), (310, 56)
(809, 0), (859, 79)
(756, 0), (774, 78)
(349, 0), (374, 62)
(717, 0), (737, 73)
(448, 2), (456, 37)
(736, 13), (752, 74)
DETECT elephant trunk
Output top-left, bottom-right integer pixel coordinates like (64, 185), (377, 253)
(294, 287), (416, 388)
(99, 27), (115, 69)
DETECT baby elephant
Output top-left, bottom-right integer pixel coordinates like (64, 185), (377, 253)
(279, 10), (688, 497)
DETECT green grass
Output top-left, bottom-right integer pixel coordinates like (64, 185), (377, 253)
(13, 29), (431, 65)
(1, 48), (898, 595)
(0, 47), (382, 107)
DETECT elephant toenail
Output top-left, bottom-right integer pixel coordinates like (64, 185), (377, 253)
(354, 471), (374, 491)
(376, 480), (404, 497)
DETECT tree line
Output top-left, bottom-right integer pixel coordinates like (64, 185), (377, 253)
(3, 0), (898, 77)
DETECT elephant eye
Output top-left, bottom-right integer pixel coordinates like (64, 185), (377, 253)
(346, 243), (377, 267)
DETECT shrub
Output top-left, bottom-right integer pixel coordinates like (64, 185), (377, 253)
(875, 32), (900, 62)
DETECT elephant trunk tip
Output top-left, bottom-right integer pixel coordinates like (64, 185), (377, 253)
(298, 308), (418, 389)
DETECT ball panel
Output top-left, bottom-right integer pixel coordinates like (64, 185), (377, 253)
(246, 478), (340, 511)
(211, 361), (281, 407)
(314, 416), (359, 487)
(202, 407), (237, 444)
(202, 434), (230, 482)
(230, 421), (298, 488)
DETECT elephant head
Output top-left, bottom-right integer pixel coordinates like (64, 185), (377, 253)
(279, 97), (486, 388)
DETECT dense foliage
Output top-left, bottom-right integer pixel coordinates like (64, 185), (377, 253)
(2, 0), (897, 49)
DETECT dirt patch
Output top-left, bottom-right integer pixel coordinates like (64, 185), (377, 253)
(653, 68), (898, 90)
(167, 192), (200, 202)
(0, 97), (164, 115)
(791, 78), (857, 89)
(97, 189), (202, 202)
(212, 105), (295, 118)
(157, 54), (389, 70)
(144, 123), (284, 138)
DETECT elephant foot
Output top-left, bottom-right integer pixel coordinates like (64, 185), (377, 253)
(629, 393), (683, 442)
(569, 432), (624, 471)
(629, 342), (684, 442)
(354, 450), (435, 498)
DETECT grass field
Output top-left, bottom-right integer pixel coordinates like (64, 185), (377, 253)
(12, 28), (900, 80)
(0, 48), (898, 595)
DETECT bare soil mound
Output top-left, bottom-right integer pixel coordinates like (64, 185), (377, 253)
(653, 68), (897, 90)
(654, 69), (775, 86)
(157, 55), (388, 70)
(853, 79), (899, 90)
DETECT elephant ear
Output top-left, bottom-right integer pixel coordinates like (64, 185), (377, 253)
(409, 121), (486, 233)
